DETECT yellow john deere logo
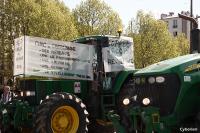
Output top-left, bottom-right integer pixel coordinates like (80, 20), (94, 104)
(185, 64), (200, 73)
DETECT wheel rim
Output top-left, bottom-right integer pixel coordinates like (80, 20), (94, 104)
(51, 106), (79, 133)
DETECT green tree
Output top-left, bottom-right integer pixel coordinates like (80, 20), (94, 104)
(174, 33), (189, 55)
(12, 0), (78, 40)
(0, 0), (78, 84)
(0, 0), (15, 84)
(73, 0), (122, 36)
(129, 11), (189, 68)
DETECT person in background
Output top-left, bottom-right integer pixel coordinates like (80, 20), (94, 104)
(0, 85), (11, 103)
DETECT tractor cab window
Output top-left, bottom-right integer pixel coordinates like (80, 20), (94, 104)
(73, 36), (135, 72)
(105, 36), (134, 70)
(109, 37), (133, 64)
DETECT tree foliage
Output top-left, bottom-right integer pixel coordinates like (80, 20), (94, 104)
(12, 0), (78, 40)
(0, 0), (78, 83)
(174, 33), (189, 55)
(0, 0), (190, 83)
(127, 11), (189, 68)
(73, 0), (122, 36)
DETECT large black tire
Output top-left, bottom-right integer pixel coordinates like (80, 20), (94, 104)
(35, 92), (89, 133)
(117, 79), (136, 133)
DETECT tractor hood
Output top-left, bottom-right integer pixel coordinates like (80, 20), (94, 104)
(135, 54), (200, 75)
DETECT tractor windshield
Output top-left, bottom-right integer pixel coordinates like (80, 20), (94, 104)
(73, 35), (135, 72)
(109, 36), (134, 65)
(103, 36), (134, 72)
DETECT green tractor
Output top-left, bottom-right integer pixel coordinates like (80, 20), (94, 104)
(108, 17), (200, 133)
(0, 34), (136, 133)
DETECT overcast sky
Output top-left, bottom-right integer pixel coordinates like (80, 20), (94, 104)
(63, 0), (200, 28)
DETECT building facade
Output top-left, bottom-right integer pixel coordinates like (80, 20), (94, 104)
(161, 11), (191, 40)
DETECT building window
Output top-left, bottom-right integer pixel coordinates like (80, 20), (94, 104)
(173, 20), (178, 28)
(173, 31), (178, 36)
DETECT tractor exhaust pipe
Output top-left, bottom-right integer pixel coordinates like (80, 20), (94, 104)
(178, 14), (200, 53)
(191, 29), (200, 53)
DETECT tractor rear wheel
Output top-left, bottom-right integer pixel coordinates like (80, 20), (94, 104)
(35, 92), (89, 133)
(117, 79), (135, 133)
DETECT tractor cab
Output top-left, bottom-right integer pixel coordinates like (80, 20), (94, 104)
(73, 35), (134, 73)
(72, 35), (135, 121)
(0, 34), (136, 133)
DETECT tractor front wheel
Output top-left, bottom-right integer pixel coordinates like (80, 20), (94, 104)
(35, 92), (89, 133)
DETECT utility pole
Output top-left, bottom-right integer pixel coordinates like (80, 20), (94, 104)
(190, 0), (193, 17)
(190, 0), (193, 51)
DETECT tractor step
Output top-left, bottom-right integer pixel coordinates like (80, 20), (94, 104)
(101, 94), (115, 107)
(101, 94), (116, 119)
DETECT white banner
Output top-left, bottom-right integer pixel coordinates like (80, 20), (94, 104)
(14, 36), (135, 80)
(14, 36), (94, 80)
(14, 36), (25, 76)
(103, 36), (134, 72)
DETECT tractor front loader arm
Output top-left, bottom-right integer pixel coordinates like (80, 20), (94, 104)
(107, 110), (126, 133)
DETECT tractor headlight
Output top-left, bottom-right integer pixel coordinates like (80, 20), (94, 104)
(148, 77), (155, 84)
(142, 98), (150, 106)
(156, 76), (165, 83)
(20, 91), (35, 96)
(123, 98), (130, 105)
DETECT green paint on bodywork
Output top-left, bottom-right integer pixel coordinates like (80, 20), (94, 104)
(135, 54), (200, 75)
(134, 53), (200, 124)
(112, 68), (137, 94)
(129, 106), (172, 133)
(35, 79), (89, 104)
(14, 100), (32, 127)
(109, 53), (200, 133)
(108, 106), (177, 133)
(135, 54), (200, 127)
(107, 111), (126, 133)
(0, 100), (33, 129)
